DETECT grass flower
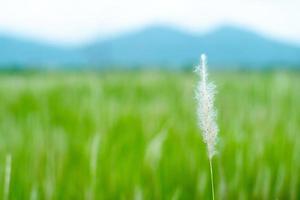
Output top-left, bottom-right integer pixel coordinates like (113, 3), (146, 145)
(195, 54), (219, 200)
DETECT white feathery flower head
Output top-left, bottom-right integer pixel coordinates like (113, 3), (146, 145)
(196, 54), (218, 160)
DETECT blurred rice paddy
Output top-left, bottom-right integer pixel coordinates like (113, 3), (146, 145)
(0, 71), (299, 199)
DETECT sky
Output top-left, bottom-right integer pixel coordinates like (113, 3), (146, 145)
(0, 0), (299, 45)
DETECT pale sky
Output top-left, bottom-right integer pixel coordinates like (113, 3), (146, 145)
(0, 0), (299, 45)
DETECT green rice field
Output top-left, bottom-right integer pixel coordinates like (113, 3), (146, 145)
(0, 71), (299, 199)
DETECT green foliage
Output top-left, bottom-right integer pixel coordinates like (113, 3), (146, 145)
(0, 71), (299, 199)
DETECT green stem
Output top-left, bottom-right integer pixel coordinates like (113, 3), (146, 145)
(209, 158), (215, 200)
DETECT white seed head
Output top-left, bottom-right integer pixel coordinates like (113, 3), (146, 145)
(195, 54), (218, 159)
(201, 54), (207, 65)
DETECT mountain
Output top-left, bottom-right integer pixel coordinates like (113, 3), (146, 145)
(82, 25), (300, 67)
(0, 34), (86, 67)
(198, 26), (300, 66)
(1, 25), (300, 68)
(82, 26), (201, 66)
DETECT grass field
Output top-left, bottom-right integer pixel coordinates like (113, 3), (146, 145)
(0, 71), (299, 199)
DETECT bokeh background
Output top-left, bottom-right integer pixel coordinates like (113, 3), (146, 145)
(0, 0), (300, 199)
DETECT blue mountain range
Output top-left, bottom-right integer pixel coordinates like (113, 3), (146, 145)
(0, 25), (300, 68)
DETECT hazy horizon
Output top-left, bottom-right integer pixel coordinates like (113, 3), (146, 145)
(1, 0), (300, 45)
(1, 23), (300, 48)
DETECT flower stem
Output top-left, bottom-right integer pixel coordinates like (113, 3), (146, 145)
(209, 158), (215, 200)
